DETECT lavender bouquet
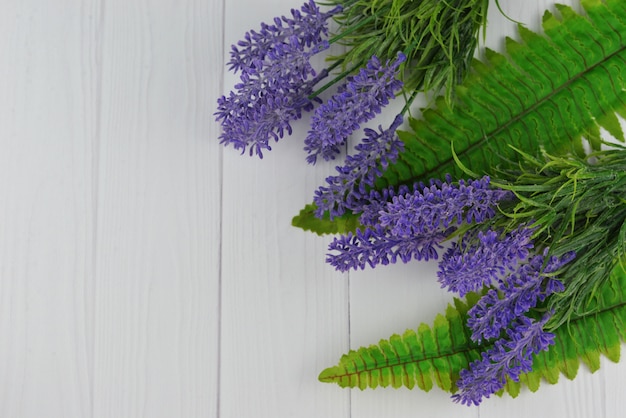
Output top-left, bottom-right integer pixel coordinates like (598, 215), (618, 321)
(216, 0), (626, 406)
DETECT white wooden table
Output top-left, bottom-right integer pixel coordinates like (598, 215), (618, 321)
(1, 0), (624, 416)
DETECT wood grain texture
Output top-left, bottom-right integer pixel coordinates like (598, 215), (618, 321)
(0, 1), (99, 417)
(1, 0), (222, 417)
(1, 0), (625, 417)
(91, 0), (222, 417)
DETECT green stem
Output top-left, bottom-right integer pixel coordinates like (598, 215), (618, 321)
(324, 59), (344, 74)
(308, 60), (365, 100)
(312, 31), (402, 97)
(328, 13), (377, 45)
(400, 88), (420, 116)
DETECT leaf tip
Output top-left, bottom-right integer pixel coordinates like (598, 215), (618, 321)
(318, 366), (342, 384)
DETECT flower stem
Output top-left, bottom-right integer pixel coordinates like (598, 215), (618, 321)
(328, 13), (377, 45)
(308, 60), (363, 100)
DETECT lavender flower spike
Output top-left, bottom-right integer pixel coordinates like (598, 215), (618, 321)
(438, 226), (534, 297)
(467, 249), (573, 343)
(215, 1), (341, 158)
(454, 249), (574, 405)
(379, 176), (511, 237)
(453, 314), (555, 406)
(326, 176), (511, 272)
(314, 114), (404, 219)
(227, 1), (340, 75)
(327, 225), (445, 272)
(304, 52), (406, 164)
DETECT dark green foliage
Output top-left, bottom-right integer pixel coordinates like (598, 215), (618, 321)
(321, 0), (489, 101)
(481, 149), (626, 330)
(319, 262), (626, 396)
(382, 0), (626, 187)
(295, 0), (626, 235)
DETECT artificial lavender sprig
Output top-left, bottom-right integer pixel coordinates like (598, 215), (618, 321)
(467, 249), (574, 343)
(448, 246), (572, 403)
(452, 314), (555, 406)
(304, 53), (406, 164)
(327, 225), (444, 272)
(438, 226), (535, 297)
(227, 0), (340, 74)
(378, 177), (511, 237)
(215, 1), (340, 158)
(326, 176), (511, 271)
(314, 114), (405, 219)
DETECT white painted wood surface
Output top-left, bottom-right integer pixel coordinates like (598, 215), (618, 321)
(1, 0), (624, 417)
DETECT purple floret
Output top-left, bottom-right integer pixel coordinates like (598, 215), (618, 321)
(325, 175), (511, 272)
(438, 226), (534, 297)
(451, 249), (574, 406)
(467, 249), (573, 343)
(453, 314), (555, 406)
(304, 52), (406, 164)
(314, 114), (405, 219)
(215, 0), (341, 157)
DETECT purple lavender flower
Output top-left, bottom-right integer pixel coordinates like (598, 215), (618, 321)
(327, 225), (445, 272)
(358, 184), (412, 227)
(378, 177), (511, 237)
(448, 247), (573, 405)
(227, 1), (339, 74)
(467, 249), (573, 343)
(314, 114), (405, 219)
(452, 314), (555, 406)
(304, 52), (406, 164)
(438, 226), (534, 296)
(326, 175), (510, 271)
(216, 1), (340, 158)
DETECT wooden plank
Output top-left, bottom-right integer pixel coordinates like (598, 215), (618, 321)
(91, 0), (222, 416)
(219, 1), (350, 417)
(604, 355), (626, 418)
(0, 1), (100, 417)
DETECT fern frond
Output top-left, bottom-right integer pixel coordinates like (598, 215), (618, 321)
(319, 263), (626, 397)
(296, 0), (626, 235)
(381, 0), (626, 186)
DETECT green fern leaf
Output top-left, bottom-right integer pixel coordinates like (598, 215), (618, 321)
(291, 204), (360, 236)
(319, 262), (626, 397)
(296, 0), (626, 235)
(382, 0), (626, 187)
